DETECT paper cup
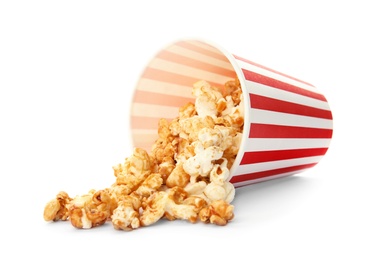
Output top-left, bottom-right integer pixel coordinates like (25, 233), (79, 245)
(130, 39), (333, 188)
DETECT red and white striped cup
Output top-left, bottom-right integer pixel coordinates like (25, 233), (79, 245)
(130, 39), (333, 188)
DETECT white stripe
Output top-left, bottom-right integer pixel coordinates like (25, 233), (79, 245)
(188, 40), (222, 54)
(131, 130), (160, 151)
(167, 45), (233, 70)
(131, 130), (158, 146)
(248, 80), (330, 110)
(232, 171), (302, 187)
(245, 138), (332, 152)
(137, 78), (194, 98)
(131, 133), (158, 146)
(236, 60), (322, 94)
(130, 143), (152, 153)
(131, 103), (179, 118)
(149, 58), (234, 85)
(249, 108), (333, 129)
(232, 155), (323, 176)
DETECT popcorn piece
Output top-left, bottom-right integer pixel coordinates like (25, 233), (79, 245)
(199, 200), (234, 226)
(192, 80), (224, 118)
(164, 198), (199, 223)
(224, 78), (242, 105)
(113, 148), (153, 192)
(43, 191), (71, 222)
(184, 181), (207, 196)
(178, 102), (196, 119)
(166, 162), (190, 188)
(69, 189), (112, 229)
(141, 187), (203, 225)
(197, 127), (223, 148)
(183, 196), (207, 214)
(158, 156), (176, 182)
(226, 99), (244, 128)
(209, 158), (230, 185)
(203, 181), (235, 203)
(223, 182), (236, 204)
(158, 118), (172, 140)
(108, 183), (132, 206)
(214, 125), (235, 150)
(140, 191), (167, 226)
(151, 118), (176, 164)
(163, 187), (202, 223)
(134, 173), (163, 197)
(175, 115), (215, 143)
(183, 141), (223, 181)
(203, 182), (226, 202)
(111, 194), (142, 231)
(174, 138), (195, 164)
(219, 95), (234, 116)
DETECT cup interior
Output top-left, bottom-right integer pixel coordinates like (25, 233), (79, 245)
(129, 39), (240, 151)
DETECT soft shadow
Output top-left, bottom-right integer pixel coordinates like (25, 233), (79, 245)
(232, 175), (318, 223)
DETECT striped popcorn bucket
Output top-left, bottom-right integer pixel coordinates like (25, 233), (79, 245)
(130, 39), (333, 188)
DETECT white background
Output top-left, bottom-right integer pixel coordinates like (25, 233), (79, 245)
(1, 1), (370, 259)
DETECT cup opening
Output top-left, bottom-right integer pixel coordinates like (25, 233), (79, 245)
(129, 38), (249, 179)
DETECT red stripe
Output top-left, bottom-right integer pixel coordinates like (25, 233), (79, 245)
(131, 116), (172, 129)
(233, 55), (315, 87)
(230, 163), (317, 183)
(249, 123), (333, 138)
(242, 69), (327, 101)
(240, 147), (328, 165)
(250, 94), (333, 119)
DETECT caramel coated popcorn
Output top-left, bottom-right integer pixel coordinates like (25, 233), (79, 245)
(43, 78), (244, 230)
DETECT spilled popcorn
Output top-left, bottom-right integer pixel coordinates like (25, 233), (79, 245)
(43, 78), (244, 230)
